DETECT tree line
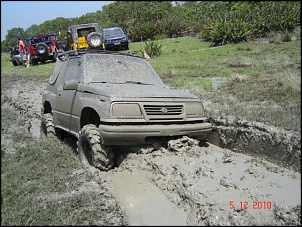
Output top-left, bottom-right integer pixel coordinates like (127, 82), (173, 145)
(1, 1), (300, 52)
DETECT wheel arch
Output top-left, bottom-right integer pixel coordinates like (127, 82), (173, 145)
(42, 101), (52, 114)
(81, 107), (101, 128)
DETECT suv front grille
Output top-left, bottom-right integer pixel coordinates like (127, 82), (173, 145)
(143, 104), (183, 121)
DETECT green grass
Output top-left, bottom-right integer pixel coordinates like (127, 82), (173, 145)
(1, 54), (54, 80)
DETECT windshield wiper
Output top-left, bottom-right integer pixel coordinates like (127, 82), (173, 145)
(125, 81), (151, 85)
(88, 81), (107, 84)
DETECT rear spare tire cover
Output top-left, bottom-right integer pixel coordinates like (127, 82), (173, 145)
(87, 32), (102, 48)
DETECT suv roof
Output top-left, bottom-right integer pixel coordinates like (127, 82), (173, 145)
(102, 26), (122, 31)
(57, 49), (140, 62)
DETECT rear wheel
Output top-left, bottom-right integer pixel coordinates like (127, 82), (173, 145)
(31, 59), (38, 65)
(53, 51), (58, 62)
(77, 124), (115, 171)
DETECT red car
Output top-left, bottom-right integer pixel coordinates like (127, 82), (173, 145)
(28, 33), (63, 65)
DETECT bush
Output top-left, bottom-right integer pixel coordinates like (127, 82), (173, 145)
(281, 32), (292, 42)
(141, 40), (162, 57)
(268, 32), (282, 44)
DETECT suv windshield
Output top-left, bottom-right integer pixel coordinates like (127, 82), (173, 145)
(81, 54), (164, 86)
(103, 28), (124, 37)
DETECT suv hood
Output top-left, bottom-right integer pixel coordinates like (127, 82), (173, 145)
(81, 83), (197, 99)
(105, 35), (126, 40)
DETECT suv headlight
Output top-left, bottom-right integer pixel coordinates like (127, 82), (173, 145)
(112, 103), (142, 117)
(186, 102), (205, 117)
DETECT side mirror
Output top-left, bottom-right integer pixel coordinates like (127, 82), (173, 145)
(63, 80), (78, 90)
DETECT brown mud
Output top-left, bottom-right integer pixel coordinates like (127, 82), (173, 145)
(1, 76), (301, 226)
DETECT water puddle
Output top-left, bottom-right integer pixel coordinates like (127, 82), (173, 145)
(208, 77), (228, 90)
(105, 170), (189, 225)
(30, 118), (41, 138)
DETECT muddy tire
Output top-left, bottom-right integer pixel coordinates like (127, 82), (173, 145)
(77, 124), (114, 171)
(41, 113), (56, 137)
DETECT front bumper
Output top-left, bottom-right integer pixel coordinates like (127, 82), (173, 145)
(104, 41), (129, 50)
(98, 122), (212, 145)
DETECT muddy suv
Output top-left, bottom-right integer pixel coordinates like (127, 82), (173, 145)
(29, 33), (62, 65)
(41, 50), (212, 171)
(66, 23), (103, 50)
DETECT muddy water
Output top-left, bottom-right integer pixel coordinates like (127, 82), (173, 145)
(30, 118), (41, 138)
(105, 170), (188, 225)
(108, 140), (301, 225)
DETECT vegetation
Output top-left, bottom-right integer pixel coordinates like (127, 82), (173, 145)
(1, 1), (300, 51)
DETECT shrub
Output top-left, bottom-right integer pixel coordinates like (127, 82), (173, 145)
(141, 40), (162, 57)
(281, 32), (292, 42)
(268, 32), (282, 44)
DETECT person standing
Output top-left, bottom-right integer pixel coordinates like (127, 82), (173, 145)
(18, 37), (26, 67)
(25, 43), (30, 67)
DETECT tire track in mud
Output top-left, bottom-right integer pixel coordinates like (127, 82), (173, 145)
(102, 138), (301, 226)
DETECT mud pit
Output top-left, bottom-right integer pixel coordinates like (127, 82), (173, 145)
(1, 77), (301, 226)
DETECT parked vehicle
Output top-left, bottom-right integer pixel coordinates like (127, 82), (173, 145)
(28, 33), (62, 65)
(41, 49), (212, 171)
(10, 38), (31, 66)
(66, 23), (103, 50)
(102, 27), (129, 51)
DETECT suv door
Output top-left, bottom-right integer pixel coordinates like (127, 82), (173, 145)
(55, 57), (81, 131)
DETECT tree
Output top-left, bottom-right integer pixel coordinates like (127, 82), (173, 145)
(5, 27), (25, 49)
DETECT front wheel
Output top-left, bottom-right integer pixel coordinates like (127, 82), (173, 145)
(77, 124), (115, 171)
(12, 60), (19, 66)
(41, 113), (56, 137)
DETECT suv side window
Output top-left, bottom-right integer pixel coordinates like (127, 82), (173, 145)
(64, 58), (81, 83)
(49, 60), (66, 84)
